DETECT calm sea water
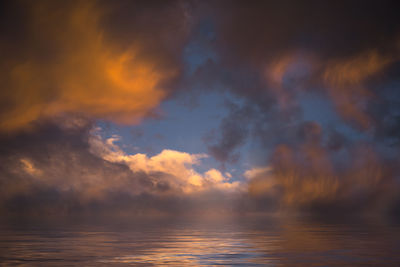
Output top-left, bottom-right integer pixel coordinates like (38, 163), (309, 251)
(1, 216), (400, 266)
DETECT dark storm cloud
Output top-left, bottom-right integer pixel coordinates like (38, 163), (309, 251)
(196, 0), (400, 135)
(212, 0), (400, 64)
(206, 101), (254, 164)
(187, 0), (400, 214)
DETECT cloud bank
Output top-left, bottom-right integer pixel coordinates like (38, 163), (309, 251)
(1, 0), (400, 218)
(0, 122), (242, 217)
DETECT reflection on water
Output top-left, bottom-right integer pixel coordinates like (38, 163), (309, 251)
(1, 216), (400, 266)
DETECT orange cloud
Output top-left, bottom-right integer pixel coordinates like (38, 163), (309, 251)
(265, 53), (295, 109)
(20, 158), (42, 176)
(0, 1), (182, 132)
(264, 52), (316, 111)
(245, 141), (396, 212)
(323, 51), (393, 129)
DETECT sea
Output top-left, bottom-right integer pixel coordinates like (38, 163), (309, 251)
(1, 215), (400, 266)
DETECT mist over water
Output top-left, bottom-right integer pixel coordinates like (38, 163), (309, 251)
(1, 216), (400, 266)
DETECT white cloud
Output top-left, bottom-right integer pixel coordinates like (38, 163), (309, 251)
(243, 166), (272, 180)
(89, 129), (242, 194)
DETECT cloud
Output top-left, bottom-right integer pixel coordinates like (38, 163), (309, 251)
(20, 158), (42, 176)
(89, 129), (242, 194)
(205, 101), (253, 164)
(244, 166), (272, 181)
(182, 1), (400, 216)
(323, 51), (396, 129)
(0, 122), (242, 217)
(264, 52), (316, 110)
(1, 0), (400, 218)
(0, 0), (190, 132)
(202, 0), (400, 132)
(245, 140), (399, 215)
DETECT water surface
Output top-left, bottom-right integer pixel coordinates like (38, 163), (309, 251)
(1, 216), (400, 266)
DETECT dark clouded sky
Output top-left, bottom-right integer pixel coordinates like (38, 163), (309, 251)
(1, 0), (400, 218)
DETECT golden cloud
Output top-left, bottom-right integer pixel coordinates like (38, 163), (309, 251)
(0, 1), (181, 132)
(263, 51), (318, 114)
(323, 51), (393, 129)
(245, 142), (396, 211)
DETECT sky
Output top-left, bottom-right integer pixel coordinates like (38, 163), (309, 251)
(1, 0), (400, 219)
